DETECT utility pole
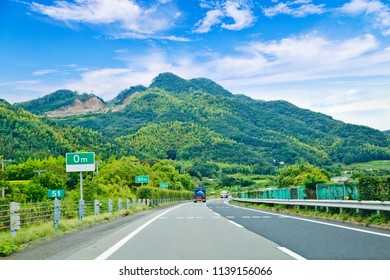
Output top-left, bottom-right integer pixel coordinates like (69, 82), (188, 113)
(92, 160), (102, 182)
(95, 161), (102, 174)
(1, 158), (12, 198)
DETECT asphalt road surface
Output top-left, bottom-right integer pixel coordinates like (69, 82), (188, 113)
(210, 199), (390, 260)
(3, 199), (390, 260)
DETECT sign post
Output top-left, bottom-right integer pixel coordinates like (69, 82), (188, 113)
(66, 152), (95, 221)
(135, 175), (149, 187)
(159, 182), (169, 189)
(66, 152), (95, 172)
(47, 189), (65, 198)
(47, 190), (63, 229)
(80, 172), (83, 201)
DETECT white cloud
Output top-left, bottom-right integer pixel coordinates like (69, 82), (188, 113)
(263, 0), (326, 18)
(339, 0), (383, 14)
(30, 0), (178, 35)
(111, 32), (191, 42)
(339, 0), (390, 35)
(32, 69), (58, 76)
(221, 0), (255, 31)
(209, 33), (389, 130)
(62, 33), (389, 101)
(235, 33), (380, 78)
(194, 9), (224, 33)
(193, 0), (255, 33)
(64, 68), (139, 100)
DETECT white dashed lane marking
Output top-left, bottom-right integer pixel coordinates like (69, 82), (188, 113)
(158, 215), (285, 220)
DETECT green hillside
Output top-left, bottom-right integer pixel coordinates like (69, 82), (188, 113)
(6, 73), (390, 167)
(0, 100), (117, 161)
(110, 85), (147, 105)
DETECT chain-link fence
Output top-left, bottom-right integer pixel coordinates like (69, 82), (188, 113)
(233, 186), (306, 200)
(316, 183), (359, 200)
(232, 183), (363, 201)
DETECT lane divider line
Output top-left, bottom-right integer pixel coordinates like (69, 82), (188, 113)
(95, 203), (185, 260)
(277, 247), (306, 260)
(229, 220), (244, 228)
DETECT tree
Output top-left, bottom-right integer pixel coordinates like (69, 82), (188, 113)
(277, 164), (330, 189)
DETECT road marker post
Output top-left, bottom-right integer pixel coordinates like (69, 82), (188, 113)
(10, 202), (20, 237)
(53, 198), (61, 229)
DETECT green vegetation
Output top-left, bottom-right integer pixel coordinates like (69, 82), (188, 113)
(347, 160), (390, 170)
(357, 176), (390, 201)
(6, 72), (388, 168)
(110, 85), (147, 105)
(0, 158), (388, 256)
(278, 164), (330, 188)
(0, 101), (116, 161)
(2, 69), (389, 196)
(1, 156), (194, 204)
(0, 155), (194, 256)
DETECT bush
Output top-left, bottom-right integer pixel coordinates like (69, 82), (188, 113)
(358, 176), (390, 201)
(137, 186), (192, 200)
(0, 238), (19, 256)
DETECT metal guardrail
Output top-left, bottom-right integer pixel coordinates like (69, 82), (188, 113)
(231, 198), (390, 212)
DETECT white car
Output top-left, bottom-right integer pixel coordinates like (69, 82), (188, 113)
(220, 190), (229, 198)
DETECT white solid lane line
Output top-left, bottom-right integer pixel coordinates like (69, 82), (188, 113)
(277, 247), (306, 260)
(229, 220), (244, 228)
(95, 203), (185, 260)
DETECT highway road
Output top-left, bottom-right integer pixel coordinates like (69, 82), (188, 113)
(211, 199), (390, 260)
(3, 199), (390, 260)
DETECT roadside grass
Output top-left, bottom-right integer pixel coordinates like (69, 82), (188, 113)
(0, 202), (175, 257)
(345, 160), (390, 171)
(230, 200), (390, 229)
(9, 180), (32, 185)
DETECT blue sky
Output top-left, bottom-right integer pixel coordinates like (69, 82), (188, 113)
(1, 0), (389, 130)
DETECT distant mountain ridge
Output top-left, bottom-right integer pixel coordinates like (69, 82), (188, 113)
(16, 86), (148, 117)
(16, 90), (100, 115)
(16, 73), (235, 117)
(5, 72), (390, 166)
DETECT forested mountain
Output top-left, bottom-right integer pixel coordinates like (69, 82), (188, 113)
(4, 73), (390, 167)
(0, 100), (118, 161)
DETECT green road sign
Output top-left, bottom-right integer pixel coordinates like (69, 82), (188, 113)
(160, 182), (169, 189)
(48, 189), (65, 198)
(66, 152), (95, 172)
(135, 175), (149, 184)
